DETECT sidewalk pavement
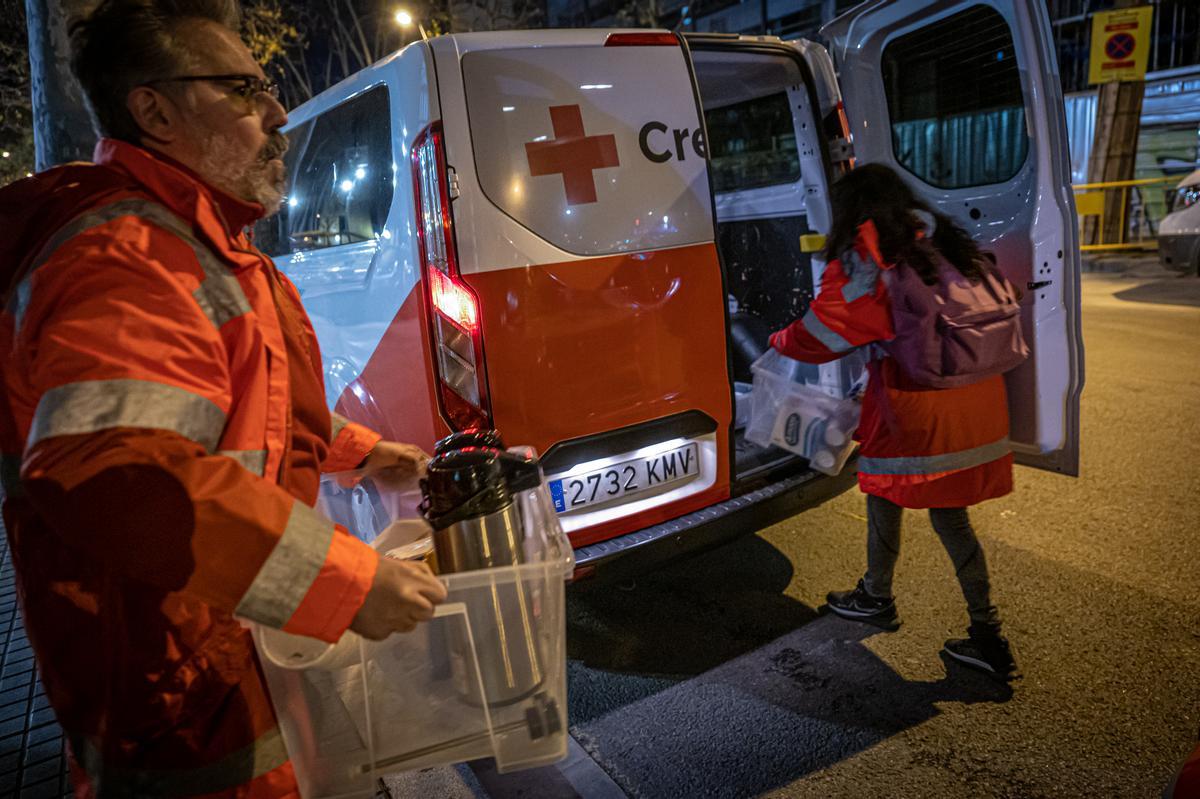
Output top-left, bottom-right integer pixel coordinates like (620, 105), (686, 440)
(0, 535), (72, 799)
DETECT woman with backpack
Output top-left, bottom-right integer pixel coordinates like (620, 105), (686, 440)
(771, 163), (1023, 681)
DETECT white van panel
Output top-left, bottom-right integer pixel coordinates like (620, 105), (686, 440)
(432, 31), (715, 275)
(272, 44), (437, 409)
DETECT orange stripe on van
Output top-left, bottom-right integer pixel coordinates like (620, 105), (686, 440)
(336, 286), (449, 450)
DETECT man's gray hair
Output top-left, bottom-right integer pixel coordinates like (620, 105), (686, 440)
(69, 0), (243, 142)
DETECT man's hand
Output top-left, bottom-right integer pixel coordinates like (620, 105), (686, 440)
(350, 557), (448, 640)
(358, 440), (431, 490)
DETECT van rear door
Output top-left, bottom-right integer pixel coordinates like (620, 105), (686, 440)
(823, 0), (1084, 476)
(434, 32), (734, 544)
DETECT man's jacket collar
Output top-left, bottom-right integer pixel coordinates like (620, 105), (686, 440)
(94, 138), (266, 238)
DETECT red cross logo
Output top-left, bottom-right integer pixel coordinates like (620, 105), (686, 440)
(525, 105), (619, 206)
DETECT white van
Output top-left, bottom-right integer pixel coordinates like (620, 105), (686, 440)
(255, 0), (1084, 580)
(1159, 168), (1200, 275)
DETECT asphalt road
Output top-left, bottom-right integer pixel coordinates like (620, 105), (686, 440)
(557, 267), (1200, 799)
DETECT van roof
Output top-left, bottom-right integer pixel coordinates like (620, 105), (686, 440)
(284, 28), (799, 129)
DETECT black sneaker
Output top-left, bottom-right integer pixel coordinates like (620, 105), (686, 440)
(825, 579), (901, 630)
(943, 623), (1020, 681)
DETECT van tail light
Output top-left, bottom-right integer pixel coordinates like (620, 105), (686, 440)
(604, 32), (678, 46)
(412, 122), (492, 431)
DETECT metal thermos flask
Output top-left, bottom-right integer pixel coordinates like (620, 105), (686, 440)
(420, 437), (546, 706)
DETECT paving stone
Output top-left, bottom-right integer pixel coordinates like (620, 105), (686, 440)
(1, 672), (33, 692)
(6, 645), (32, 663)
(21, 755), (64, 787)
(2, 659), (35, 680)
(0, 712), (32, 738)
(25, 726), (60, 748)
(0, 686), (29, 708)
(23, 737), (61, 767)
(19, 775), (68, 798)
(29, 709), (56, 729)
(0, 700), (29, 723)
(0, 534), (65, 792)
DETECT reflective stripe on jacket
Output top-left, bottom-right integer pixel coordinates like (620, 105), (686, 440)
(769, 220), (1012, 509)
(0, 139), (382, 797)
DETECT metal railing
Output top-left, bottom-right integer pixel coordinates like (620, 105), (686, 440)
(1073, 176), (1179, 252)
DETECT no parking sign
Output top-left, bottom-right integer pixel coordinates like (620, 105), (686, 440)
(1088, 6), (1154, 84)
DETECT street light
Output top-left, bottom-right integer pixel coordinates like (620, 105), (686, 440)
(394, 8), (428, 40)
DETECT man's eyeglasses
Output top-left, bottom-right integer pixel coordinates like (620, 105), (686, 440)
(147, 74), (281, 102)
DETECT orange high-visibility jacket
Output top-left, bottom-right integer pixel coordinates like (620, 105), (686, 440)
(770, 221), (1013, 509)
(0, 139), (383, 797)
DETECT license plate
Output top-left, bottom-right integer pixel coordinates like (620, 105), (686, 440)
(549, 442), (700, 514)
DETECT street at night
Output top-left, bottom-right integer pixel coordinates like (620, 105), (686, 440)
(379, 264), (1200, 798)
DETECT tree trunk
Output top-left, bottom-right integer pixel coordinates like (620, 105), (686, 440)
(25, 0), (95, 170)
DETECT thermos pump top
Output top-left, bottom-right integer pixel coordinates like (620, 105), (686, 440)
(420, 447), (542, 532)
(419, 431), (544, 574)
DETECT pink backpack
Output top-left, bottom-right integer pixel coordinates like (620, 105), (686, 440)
(877, 251), (1029, 388)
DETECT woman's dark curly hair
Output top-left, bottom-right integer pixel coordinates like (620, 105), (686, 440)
(822, 163), (990, 285)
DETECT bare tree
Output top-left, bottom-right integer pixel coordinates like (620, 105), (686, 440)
(445, 0), (543, 32)
(1, 0), (36, 185)
(242, 0), (409, 106)
(243, 0), (315, 105)
(615, 0), (665, 27)
(249, 0), (546, 109)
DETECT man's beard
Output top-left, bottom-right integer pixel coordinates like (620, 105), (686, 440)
(196, 130), (289, 214)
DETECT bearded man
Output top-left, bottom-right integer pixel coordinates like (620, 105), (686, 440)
(0, 1), (447, 795)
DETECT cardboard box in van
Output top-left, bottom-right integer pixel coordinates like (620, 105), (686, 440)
(255, 1), (1083, 579)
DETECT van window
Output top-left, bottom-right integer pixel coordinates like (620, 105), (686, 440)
(256, 85), (393, 257)
(881, 5), (1028, 189)
(461, 47), (713, 257)
(704, 91), (801, 193)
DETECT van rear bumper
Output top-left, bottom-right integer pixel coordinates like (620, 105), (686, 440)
(570, 455), (859, 583)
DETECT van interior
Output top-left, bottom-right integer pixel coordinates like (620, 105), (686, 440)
(690, 45), (848, 485)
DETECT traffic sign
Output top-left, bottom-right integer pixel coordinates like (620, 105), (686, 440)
(1089, 6), (1154, 85)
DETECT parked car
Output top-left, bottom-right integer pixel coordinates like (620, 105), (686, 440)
(1159, 168), (1200, 275)
(256, 0), (1084, 580)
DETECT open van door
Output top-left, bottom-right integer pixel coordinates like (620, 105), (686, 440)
(822, 0), (1084, 476)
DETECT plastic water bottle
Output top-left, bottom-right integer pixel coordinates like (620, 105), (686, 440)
(811, 450), (836, 471)
(824, 424), (847, 447)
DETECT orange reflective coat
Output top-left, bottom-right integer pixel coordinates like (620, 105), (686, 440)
(770, 221), (1013, 509)
(0, 140), (383, 797)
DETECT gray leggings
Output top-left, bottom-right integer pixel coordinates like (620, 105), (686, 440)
(861, 494), (1000, 627)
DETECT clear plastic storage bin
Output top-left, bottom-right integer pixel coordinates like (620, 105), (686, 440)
(254, 466), (571, 798)
(746, 350), (863, 476)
